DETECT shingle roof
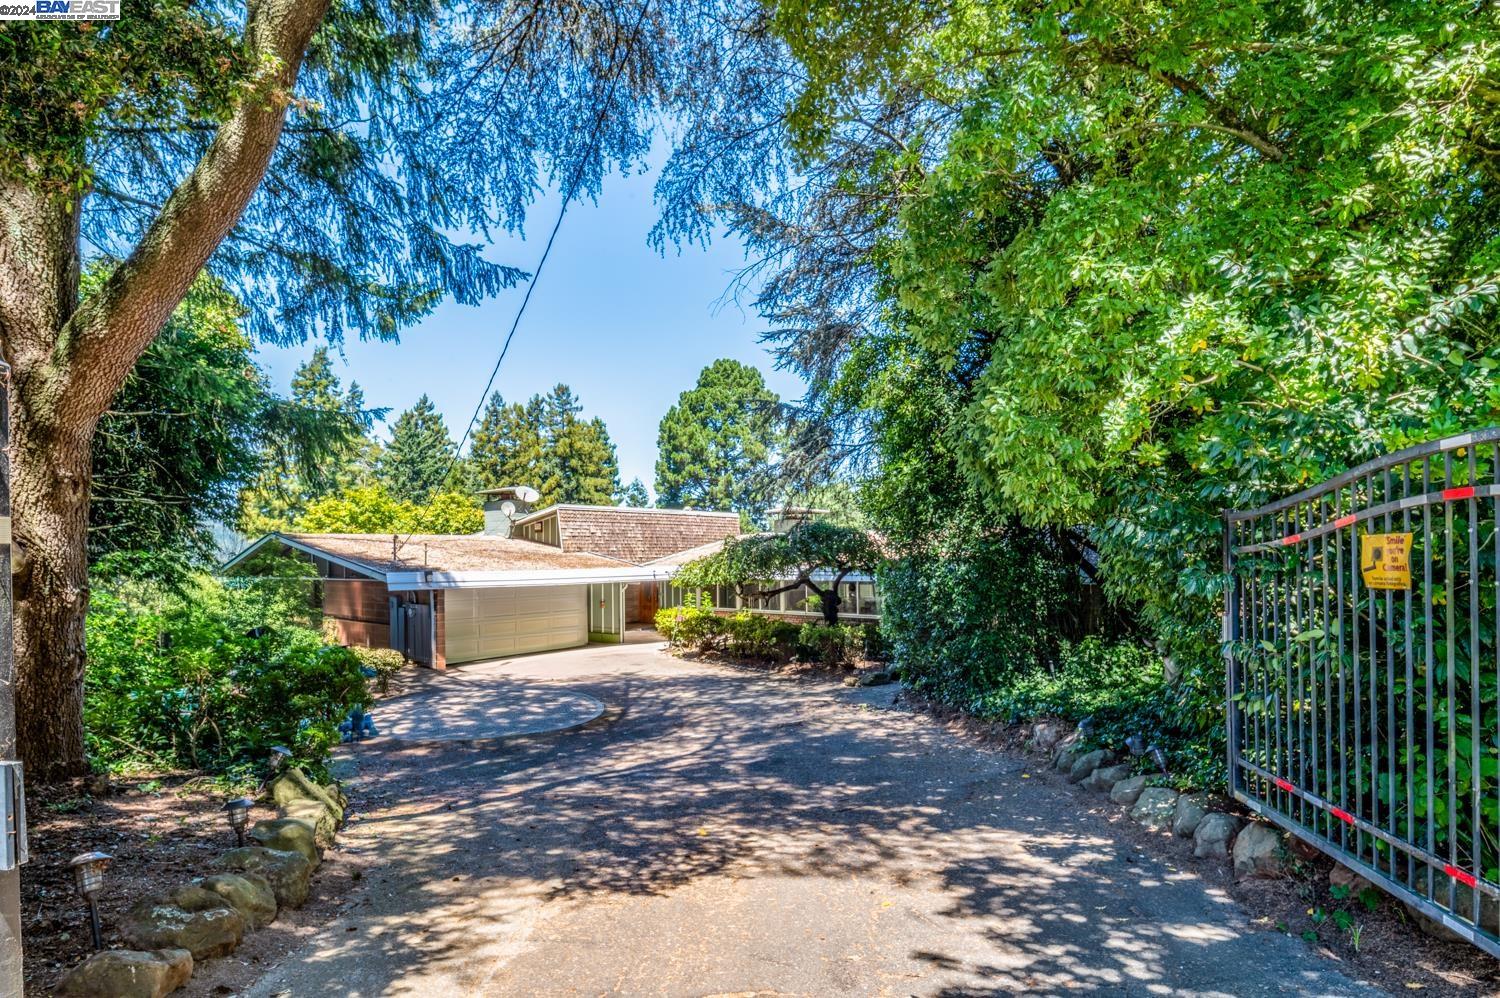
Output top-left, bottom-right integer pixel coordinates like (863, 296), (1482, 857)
(279, 533), (623, 575)
(647, 533), (758, 567)
(517, 505), (742, 565)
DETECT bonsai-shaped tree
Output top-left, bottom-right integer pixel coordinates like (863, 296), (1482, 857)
(677, 521), (881, 625)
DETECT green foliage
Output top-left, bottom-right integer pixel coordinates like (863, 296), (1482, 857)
(239, 347), (381, 535)
(90, 270), (365, 559)
(470, 386), (620, 506)
(796, 621), (861, 669)
(618, 477), (651, 507)
(350, 646), (406, 694)
(656, 595), (870, 669)
(655, 359), (781, 516)
(85, 553), (368, 777)
(758, 0), (1500, 793)
(378, 395), (455, 504)
(677, 520), (882, 623)
(294, 484), (481, 534)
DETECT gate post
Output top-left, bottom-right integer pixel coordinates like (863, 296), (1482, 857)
(1221, 510), (1240, 799)
(0, 363), (25, 995)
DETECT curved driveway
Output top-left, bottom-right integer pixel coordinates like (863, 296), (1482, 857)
(238, 641), (1377, 997)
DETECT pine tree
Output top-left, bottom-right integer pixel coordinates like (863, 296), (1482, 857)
(656, 359), (780, 515)
(379, 395), (456, 504)
(465, 384), (620, 506)
(618, 478), (651, 507)
(470, 392), (542, 489)
(239, 345), (377, 533)
(555, 416), (621, 505)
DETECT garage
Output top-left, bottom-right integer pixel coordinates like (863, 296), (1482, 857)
(443, 585), (588, 664)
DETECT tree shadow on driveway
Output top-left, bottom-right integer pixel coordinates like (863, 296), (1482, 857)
(236, 656), (1379, 997)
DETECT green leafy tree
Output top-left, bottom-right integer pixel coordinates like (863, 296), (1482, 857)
(378, 396), (455, 504)
(655, 359), (781, 515)
(295, 485), (481, 534)
(618, 478), (651, 507)
(677, 521), (881, 624)
(752, 0), (1500, 783)
(470, 393), (539, 491)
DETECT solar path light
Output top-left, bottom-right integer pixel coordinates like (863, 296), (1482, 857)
(68, 851), (111, 952)
(222, 797), (255, 847)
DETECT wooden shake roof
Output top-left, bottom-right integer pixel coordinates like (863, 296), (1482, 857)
(515, 505), (742, 565)
(280, 533), (623, 575)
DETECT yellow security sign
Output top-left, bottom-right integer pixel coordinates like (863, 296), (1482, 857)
(1361, 532), (1412, 590)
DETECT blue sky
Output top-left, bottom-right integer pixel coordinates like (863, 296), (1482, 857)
(256, 156), (806, 497)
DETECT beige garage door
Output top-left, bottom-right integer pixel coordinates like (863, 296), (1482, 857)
(443, 586), (587, 664)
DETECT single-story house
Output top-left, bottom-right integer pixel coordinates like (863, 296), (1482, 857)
(222, 490), (880, 668)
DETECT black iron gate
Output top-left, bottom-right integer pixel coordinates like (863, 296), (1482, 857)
(1224, 428), (1500, 954)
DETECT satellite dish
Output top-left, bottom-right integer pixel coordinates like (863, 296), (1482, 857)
(500, 500), (517, 516)
(510, 485), (541, 504)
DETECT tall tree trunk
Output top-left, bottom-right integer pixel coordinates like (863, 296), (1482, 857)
(11, 419), (91, 779)
(0, 178), (89, 779)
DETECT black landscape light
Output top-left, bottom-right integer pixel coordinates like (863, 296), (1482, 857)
(222, 797), (255, 846)
(68, 851), (112, 952)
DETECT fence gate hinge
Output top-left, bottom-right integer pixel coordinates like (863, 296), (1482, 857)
(0, 761), (27, 871)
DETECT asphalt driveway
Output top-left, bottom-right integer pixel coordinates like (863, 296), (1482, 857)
(236, 641), (1377, 997)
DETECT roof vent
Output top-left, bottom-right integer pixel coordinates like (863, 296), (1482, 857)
(479, 486), (540, 537)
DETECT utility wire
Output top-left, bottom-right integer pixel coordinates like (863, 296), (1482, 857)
(395, 0), (652, 558)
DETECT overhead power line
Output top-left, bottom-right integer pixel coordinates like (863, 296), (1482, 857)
(395, 0), (653, 558)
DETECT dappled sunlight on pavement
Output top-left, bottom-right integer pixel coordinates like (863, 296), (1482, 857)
(238, 645), (1376, 997)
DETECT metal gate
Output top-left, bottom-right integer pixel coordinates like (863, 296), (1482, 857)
(390, 598), (432, 666)
(1224, 428), (1500, 954)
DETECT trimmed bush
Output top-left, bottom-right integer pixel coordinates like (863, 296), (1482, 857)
(797, 622), (862, 669)
(352, 646), (407, 694)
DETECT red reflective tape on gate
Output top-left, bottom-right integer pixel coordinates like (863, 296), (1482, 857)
(1281, 534), (1302, 546)
(1329, 807), (1355, 825)
(1443, 486), (1476, 501)
(1444, 864), (1478, 888)
(1333, 514), (1357, 528)
(1273, 777), (1295, 793)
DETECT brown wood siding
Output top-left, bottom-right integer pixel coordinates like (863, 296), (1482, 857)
(323, 580), (391, 650)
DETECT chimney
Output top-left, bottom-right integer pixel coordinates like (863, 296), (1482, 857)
(771, 507), (831, 533)
(480, 485), (540, 537)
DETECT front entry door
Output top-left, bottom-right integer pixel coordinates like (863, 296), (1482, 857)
(638, 583), (659, 622)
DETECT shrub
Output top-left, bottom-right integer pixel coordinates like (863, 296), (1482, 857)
(722, 613), (800, 661)
(85, 560), (368, 779)
(352, 646), (407, 694)
(797, 622), (862, 669)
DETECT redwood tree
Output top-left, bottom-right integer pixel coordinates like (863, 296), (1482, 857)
(0, 1), (792, 778)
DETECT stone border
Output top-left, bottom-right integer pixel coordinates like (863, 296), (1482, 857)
(56, 768), (346, 998)
(1034, 722), (1290, 879)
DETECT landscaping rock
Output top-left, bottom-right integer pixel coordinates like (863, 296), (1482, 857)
(1110, 775), (1148, 806)
(282, 798), (339, 848)
(1084, 763), (1132, 792)
(269, 767), (344, 824)
(1026, 721), (1067, 754)
(121, 893), (245, 960)
(1233, 822), (1287, 878)
(214, 847), (313, 909)
(855, 669), (894, 687)
(1329, 863), (1371, 896)
(1403, 885), (1500, 940)
(1193, 812), (1242, 860)
(1053, 739), (1086, 772)
(249, 817), (320, 867)
(1129, 788), (1180, 831)
(56, 948), (192, 998)
(1068, 749), (1111, 784)
(1171, 794), (1211, 838)
(198, 872), (277, 930)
